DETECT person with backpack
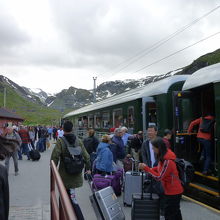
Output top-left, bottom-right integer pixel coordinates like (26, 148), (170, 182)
(139, 137), (183, 220)
(50, 121), (91, 220)
(187, 114), (215, 175)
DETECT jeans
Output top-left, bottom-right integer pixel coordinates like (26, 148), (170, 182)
(164, 194), (182, 220)
(37, 138), (45, 152)
(5, 151), (19, 173)
(198, 138), (212, 172)
(20, 143), (30, 159)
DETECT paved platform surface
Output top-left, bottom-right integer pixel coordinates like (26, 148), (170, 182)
(1, 141), (220, 220)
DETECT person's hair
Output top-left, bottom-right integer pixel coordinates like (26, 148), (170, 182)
(101, 135), (111, 143)
(63, 121), (73, 132)
(164, 129), (172, 136)
(138, 131), (143, 135)
(151, 137), (167, 162)
(148, 125), (158, 131)
(121, 126), (128, 132)
(114, 128), (122, 134)
(88, 129), (95, 137)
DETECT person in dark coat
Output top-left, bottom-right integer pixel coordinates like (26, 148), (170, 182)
(141, 125), (158, 167)
(0, 135), (19, 220)
(111, 128), (125, 168)
(83, 129), (99, 155)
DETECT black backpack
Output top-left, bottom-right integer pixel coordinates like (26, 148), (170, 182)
(61, 137), (84, 175)
(200, 118), (215, 133)
(175, 158), (194, 187)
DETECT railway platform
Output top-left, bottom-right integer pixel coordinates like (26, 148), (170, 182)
(1, 141), (220, 220)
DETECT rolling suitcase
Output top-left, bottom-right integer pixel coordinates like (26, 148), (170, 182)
(28, 144), (41, 161)
(87, 174), (125, 220)
(123, 159), (143, 206)
(131, 172), (160, 220)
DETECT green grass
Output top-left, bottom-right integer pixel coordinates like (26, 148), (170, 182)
(0, 84), (62, 125)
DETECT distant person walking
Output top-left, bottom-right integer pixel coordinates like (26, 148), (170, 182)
(57, 127), (64, 138)
(18, 126), (31, 160)
(4, 127), (21, 176)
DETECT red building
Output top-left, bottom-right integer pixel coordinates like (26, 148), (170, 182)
(0, 108), (24, 134)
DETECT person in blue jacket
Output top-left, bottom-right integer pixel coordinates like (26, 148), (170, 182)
(95, 135), (113, 175)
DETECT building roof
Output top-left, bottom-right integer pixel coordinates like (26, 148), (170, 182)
(183, 63), (220, 91)
(0, 108), (24, 121)
(64, 75), (188, 118)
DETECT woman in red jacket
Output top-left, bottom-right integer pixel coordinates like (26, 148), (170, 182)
(139, 137), (183, 220)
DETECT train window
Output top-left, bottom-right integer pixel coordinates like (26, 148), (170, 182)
(127, 106), (135, 128)
(88, 115), (94, 128)
(113, 109), (123, 128)
(102, 112), (110, 128)
(94, 113), (102, 128)
(78, 117), (83, 128)
(146, 102), (157, 124)
(82, 116), (88, 128)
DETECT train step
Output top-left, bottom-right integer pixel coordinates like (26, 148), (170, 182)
(185, 182), (220, 210)
(193, 171), (219, 190)
(189, 182), (220, 197)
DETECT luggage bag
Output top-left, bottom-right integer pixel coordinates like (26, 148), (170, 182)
(29, 150), (41, 161)
(28, 144), (41, 161)
(87, 174), (125, 220)
(123, 159), (143, 206)
(131, 172), (160, 220)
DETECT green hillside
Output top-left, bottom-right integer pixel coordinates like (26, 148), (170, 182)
(180, 48), (220, 75)
(0, 84), (62, 125)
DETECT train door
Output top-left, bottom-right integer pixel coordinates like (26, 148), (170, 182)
(141, 97), (155, 138)
(173, 90), (201, 165)
(214, 83), (220, 178)
(173, 85), (216, 173)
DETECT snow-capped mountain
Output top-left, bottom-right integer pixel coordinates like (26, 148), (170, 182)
(1, 48), (219, 112)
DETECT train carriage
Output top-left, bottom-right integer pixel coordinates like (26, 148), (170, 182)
(173, 63), (220, 209)
(63, 75), (188, 138)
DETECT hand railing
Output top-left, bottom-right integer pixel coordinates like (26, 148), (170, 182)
(50, 160), (77, 220)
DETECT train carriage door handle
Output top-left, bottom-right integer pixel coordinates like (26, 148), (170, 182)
(214, 138), (218, 171)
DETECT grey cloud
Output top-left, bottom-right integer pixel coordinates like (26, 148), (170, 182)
(48, 0), (220, 73)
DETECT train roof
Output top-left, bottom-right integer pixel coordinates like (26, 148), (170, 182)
(183, 63), (220, 90)
(64, 75), (188, 118)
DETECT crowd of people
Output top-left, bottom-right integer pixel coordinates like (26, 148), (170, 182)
(50, 121), (183, 220)
(0, 115), (214, 220)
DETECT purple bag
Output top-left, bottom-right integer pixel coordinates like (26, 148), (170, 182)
(92, 174), (113, 191)
(111, 169), (124, 196)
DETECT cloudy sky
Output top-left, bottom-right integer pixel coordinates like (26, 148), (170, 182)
(0, 0), (220, 94)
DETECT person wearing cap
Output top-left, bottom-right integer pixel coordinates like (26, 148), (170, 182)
(0, 135), (19, 220)
(4, 127), (21, 176)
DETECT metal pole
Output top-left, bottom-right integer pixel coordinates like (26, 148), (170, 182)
(4, 88), (6, 107)
(93, 76), (97, 102)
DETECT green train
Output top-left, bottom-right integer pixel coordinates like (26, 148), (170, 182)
(63, 64), (220, 209)
(63, 75), (188, 136)
(173, 63), (220, 209)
